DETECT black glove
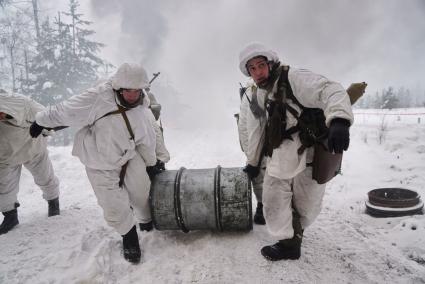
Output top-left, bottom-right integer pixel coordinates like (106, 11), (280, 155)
(155, 160), (165, 171)
(29, 121), (45, 138)
(327, 118), (350, 154)
(243, 164), (260, 179)
(146, 165), (163, 180)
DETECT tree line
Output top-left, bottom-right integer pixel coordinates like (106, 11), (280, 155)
(0, 0), (111, 145)
(355, 86), (425, 109)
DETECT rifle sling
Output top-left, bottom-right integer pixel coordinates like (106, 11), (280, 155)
(99, 105), (135, 187)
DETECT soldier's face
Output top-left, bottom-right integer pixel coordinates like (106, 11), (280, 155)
(0, 112), (6, 120)
(122, 89), (142, 104)
(246, 57), (269, 86)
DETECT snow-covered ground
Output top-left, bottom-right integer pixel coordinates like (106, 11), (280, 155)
(1, 109), (425, 283)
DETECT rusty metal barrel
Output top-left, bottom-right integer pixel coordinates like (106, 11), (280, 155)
(149, 166), (252, 232)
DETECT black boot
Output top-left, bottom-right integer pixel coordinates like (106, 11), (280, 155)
(139, 221), (153, 232)
(48, 198), (60, 217)
(0, 209), (19, 235)
(254, 202), (266, 225)
(122, 226), (141, 264)
(261, 235), (302, 261)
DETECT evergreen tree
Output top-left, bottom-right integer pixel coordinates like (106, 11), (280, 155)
(25, 18), (60, 105)
(396, 87), (411, 108)
(381, 87), (399, 109)
(25, 0), (110, 145)
(372, 91), (382, 109)
(27, 0), (108, 104)
(0, 0), (11, 8)
(61, 0), (106, 94)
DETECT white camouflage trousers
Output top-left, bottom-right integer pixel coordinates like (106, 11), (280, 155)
(0, 149), (60, 212)
(263, 166), (326, 240)
(86, 153), (151, 236)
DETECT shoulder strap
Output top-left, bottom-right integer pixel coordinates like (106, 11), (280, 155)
(280, 66), (304, 110)
(95, 106), (134, 140)
(113, 104), (136, 188)
(116, 104), (135, 140)
(95, 109), (121, 123)
(115, 104), (135, 188)
(277, 66), (310, 121)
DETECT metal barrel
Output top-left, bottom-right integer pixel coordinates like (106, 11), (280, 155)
(149, 166), (252, 232)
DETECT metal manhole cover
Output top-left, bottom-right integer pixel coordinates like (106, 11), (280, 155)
(365, 188), (424, 217)
(368, 188), (420, 208)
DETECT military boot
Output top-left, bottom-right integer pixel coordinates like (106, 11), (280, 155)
(122, 226), (141, 264)
(260, 235), (302, 261)
(48, 197), (60, 217)
(139, 221), (153, 232)
(0, 209), (19, 235)
(253, 202), (266, 225)
(261, 209), (304, 261)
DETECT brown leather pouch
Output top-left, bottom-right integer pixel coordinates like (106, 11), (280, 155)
(312, 143), (343, 184)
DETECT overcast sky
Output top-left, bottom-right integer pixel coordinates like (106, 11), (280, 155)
(41, 0), (425, 124)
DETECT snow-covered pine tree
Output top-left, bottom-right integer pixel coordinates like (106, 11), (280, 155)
(25, 18), (60, 106)
(61, 0), (107, 94)
(381, 87), (399, 109)
(25, 0), (110, 145)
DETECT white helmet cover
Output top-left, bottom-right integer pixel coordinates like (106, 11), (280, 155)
(238, 43), (279, 77)
(111, 63), (150, 90)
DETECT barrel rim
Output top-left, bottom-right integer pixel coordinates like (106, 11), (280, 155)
(214, 165), (223, 231)
(174, 167), (189, 233)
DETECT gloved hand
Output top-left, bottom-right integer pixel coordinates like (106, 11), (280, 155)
(146, 165), (163, 180)
(29, 121), (45, 138)
(243, 164), (260, 179)
(327, 118), (350, 153)
(155, 160), (165, 171)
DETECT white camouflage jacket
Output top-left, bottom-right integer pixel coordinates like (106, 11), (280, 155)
(36, 81), (157, 170)
(239, 66), (354, 179)
(0, 92), (47, 166)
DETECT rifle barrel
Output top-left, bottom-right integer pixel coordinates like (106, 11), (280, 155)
(149, 72), (161, 84)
